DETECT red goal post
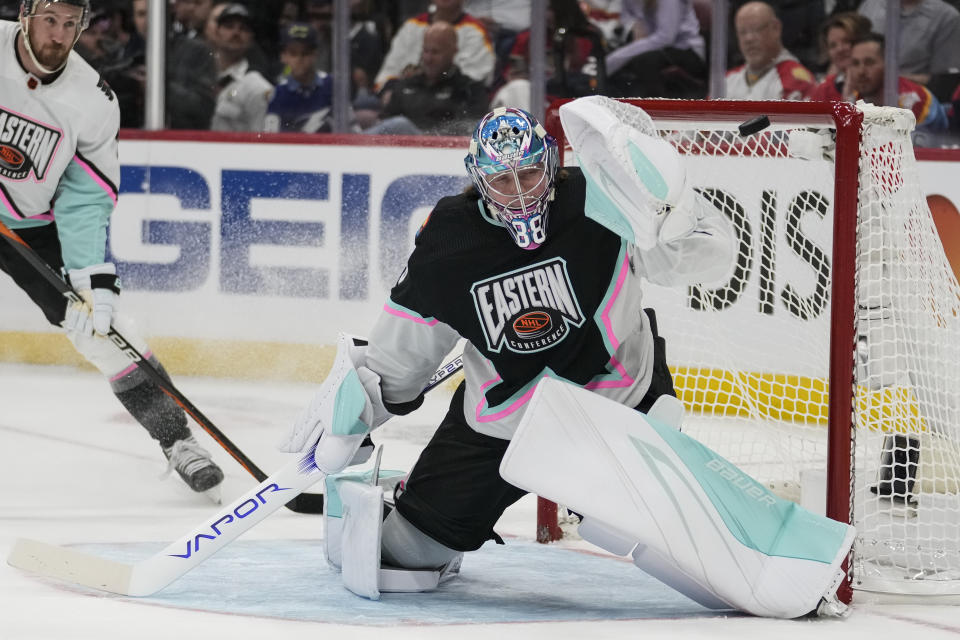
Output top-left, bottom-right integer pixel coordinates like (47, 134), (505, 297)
(536, 98), (960, 602)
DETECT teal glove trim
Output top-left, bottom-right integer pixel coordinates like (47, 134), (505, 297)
(330, 369), (370, 436)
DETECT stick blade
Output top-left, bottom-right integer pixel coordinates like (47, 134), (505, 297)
(7, 538), (136, 595)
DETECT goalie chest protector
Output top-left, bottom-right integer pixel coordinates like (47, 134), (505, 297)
(391, 167), (636, 409)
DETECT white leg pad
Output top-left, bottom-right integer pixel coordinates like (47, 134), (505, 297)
(324, 469), (406, 570)
(339, 480), (383, 600)
(327, 471), (448, 598)
(577, 517), (731, 610)
(630, 543), (734, 611)
(500, 378), (855, 619)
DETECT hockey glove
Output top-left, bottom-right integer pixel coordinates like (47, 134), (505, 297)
(63, 262), (121, 338)
(559, 95), (690, 250)
(278, 333), (392, 474)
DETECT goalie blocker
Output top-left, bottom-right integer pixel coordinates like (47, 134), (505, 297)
(500, 378), (854, 619)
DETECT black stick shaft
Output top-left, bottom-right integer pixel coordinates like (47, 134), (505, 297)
(0, 220), (464, 514)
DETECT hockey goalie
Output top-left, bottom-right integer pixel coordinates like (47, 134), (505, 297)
(280, 96), (854, 618)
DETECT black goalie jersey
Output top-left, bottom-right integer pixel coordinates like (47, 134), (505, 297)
(366, 167), (732, 440)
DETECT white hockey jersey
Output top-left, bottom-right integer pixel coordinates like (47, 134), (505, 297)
(0, 20), (120, 271)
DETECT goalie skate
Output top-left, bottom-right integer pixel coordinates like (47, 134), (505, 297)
(162, 435), (224, 503)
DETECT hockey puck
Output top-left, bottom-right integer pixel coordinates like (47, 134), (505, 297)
(738, 115), (771, 137)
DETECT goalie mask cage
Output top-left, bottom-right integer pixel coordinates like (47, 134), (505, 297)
(539, 99), (960, 603)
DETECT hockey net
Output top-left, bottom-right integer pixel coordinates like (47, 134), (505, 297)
(540, 99), (960, 601)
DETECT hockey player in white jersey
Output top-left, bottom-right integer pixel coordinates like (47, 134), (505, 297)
(280, 98), (854, 617)
(0, 0), (223, 496)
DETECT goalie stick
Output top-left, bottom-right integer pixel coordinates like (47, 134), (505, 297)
(8, 448), (323, 596)
(6, 358), (465, 596)
(0, 219), (464, 514)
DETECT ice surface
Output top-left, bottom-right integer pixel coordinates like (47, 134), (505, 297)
(2, 363), (959, 639)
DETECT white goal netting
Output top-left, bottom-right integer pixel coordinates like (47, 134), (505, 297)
(548, 99), (960, 597)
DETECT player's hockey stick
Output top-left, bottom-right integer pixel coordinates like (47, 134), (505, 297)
(0, 219), (463, 514)
(8, 448), (323, 596)
(6, 363), (465, 597)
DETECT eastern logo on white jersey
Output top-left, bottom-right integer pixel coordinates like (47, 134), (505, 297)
(471, 258), (585, 354)
(0, 108), (62, 181)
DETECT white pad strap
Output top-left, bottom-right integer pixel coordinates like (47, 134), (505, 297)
(339, 480), (384, 600)
(646, 394), (685, 431)
(500, 378), (855, 619)
(324, 469), (406, 570)
(328, 472), (448, 599)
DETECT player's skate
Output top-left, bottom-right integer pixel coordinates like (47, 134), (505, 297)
(162, 435), (224, 503)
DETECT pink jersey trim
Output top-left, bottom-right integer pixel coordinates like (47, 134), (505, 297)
(474, 373), (540, 423)
(586, 252), (634, 390)
(0, 189), (54, 221)
(382, 302), (439, 326)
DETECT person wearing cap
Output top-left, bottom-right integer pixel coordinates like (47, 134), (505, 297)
(264, 22), (333, 133)
(210, 2), (272, 131)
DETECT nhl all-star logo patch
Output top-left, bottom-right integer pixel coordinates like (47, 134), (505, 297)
(471, 258), (585, 354)
(0, 108), (62, 181)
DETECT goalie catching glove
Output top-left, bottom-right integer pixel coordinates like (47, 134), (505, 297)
(558, 95), (700, 250)
(278, 333), (391, 475)
(63, 262), (121, 338)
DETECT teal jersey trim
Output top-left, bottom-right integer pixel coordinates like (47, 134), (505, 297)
(53, 160), (112, 271)
(626, 139), (669, 200)
(330, 369), (371, 436)
(580, 162), (635, 244)
(632, 417), (850, 563)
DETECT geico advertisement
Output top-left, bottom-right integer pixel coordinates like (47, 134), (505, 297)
(0, 140), (471, 344)
(1, 139), (958, 365)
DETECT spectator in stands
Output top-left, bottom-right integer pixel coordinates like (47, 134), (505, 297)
(488, 0), (601, 110)
(579, 0), (622, 44)
(74, 7), (121, 70)
(351, 93), (384, 133)
(365, 21), (488, 135)
(730, 0), (825, 73)
(210, 3), (273, 131)
(203, 1), (225, 43)
(106, 0), (216, 129)
(847, 33), (949, 145)
(350, 0), (388, 98)
(949, 82), (960, 134)
(856, 0), (960, 86)
(264, 23), (334, 133)
(303, 0), (334, 73)
(725, 1), (816, 100)
(374, 0), (494, 92)
(464, 0), (532, 89)
(604, 0), (707, 99)
(172, 0), (214, 39)
(299, 0), (388, 98)
(810, 12), (872, 102)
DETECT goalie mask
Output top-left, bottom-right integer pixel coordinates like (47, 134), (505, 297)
(465, 107), (559, 250)
(19, 0), (90, 75)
